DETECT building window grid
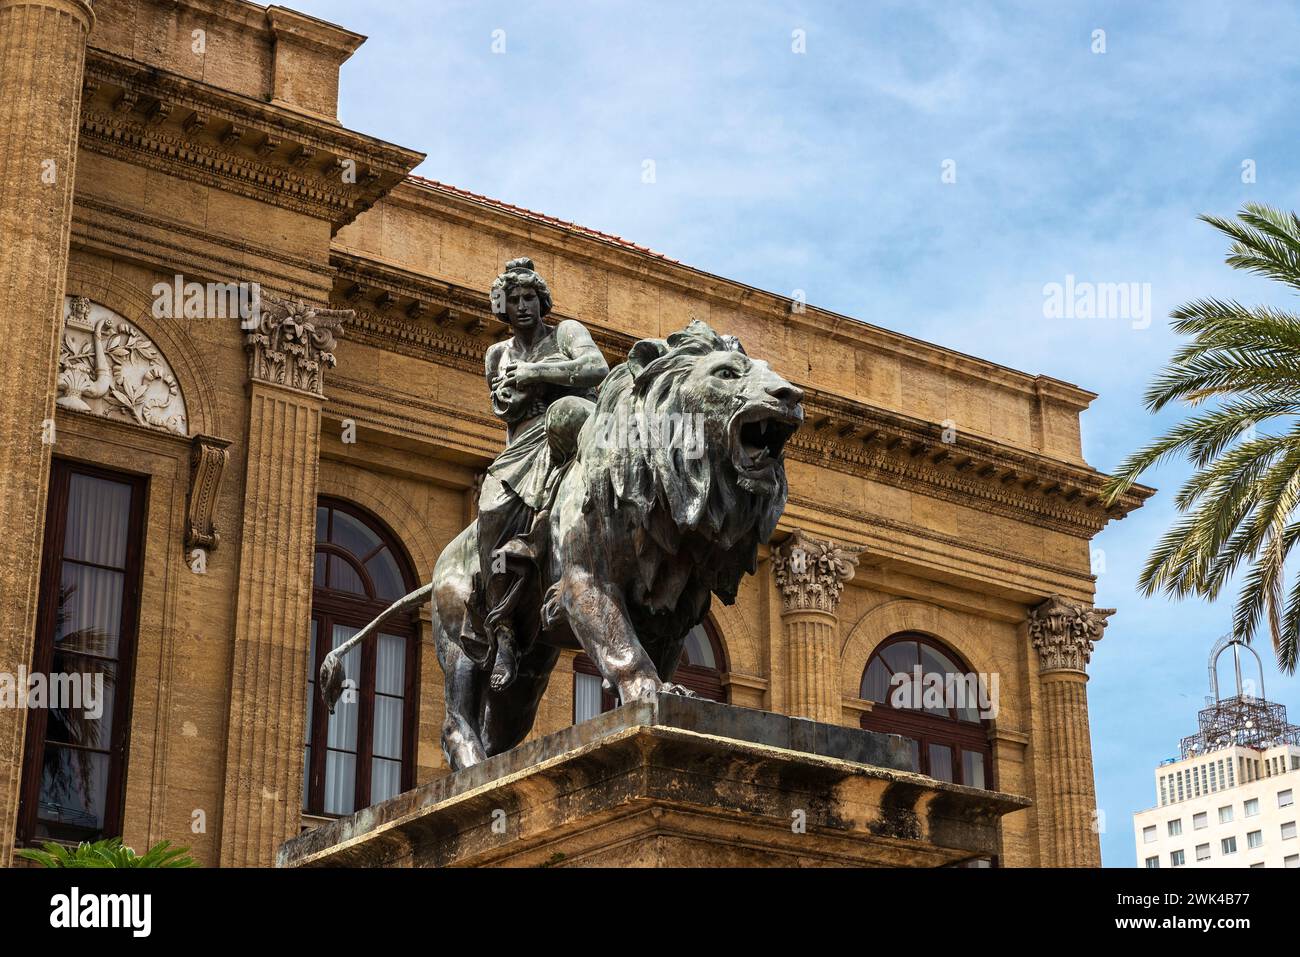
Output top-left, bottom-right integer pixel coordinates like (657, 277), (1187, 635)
(17, 462), (147, 846)
(858, 634), (994, 791)
(303, 500), (421, 820)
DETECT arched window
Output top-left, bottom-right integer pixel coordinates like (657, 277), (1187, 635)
(859, 633), (993, 790)
(573, 621), (727, 723)
(303, 499), (420, 817)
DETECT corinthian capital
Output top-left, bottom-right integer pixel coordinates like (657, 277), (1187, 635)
(1027, 595), (1115, 675)
(244, 292), (352, 396)
(771, 529), (862, 615)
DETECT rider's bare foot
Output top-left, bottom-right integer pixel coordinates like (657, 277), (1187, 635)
(490, 634), (518, 691)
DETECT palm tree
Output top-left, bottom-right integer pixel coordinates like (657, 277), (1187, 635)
(1103, 204), (1300, 675)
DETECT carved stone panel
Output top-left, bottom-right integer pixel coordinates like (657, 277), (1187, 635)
(57, 296), (188, 436)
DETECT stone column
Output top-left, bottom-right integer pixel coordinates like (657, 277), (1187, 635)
(218, 296), (351, 867)
(771, 530), (861, 724)
(1027, 595), (1114, 868)
(0, 0), (94, 863)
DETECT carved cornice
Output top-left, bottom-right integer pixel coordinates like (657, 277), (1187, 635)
(245, 294), (353, 396)
(331, 252), (497, 374)
(771, 530), (863, 615)
(793, 392), (1151, 537)
(186, 434), (230, 552)
(79, 50), (424, 233)
(1027, 595), (1115, 675)
(327, 253), (1152, 537)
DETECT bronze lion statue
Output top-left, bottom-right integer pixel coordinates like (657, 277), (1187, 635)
(321, 319), (803, 771)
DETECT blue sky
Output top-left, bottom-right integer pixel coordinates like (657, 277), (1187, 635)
(288, 0), (1300, 865)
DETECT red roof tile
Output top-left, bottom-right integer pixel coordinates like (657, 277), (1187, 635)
(405, 174), (677, 263)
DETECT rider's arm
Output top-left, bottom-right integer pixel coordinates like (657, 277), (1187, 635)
(521, 320), (609, 389)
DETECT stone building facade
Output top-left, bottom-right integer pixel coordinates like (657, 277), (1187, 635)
(0, 0), (1150, 867)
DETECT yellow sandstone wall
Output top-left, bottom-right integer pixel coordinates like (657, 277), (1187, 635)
(0, 0), (1139, 868)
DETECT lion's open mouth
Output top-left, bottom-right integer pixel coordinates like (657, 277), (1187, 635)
(729, 405), (801, 479)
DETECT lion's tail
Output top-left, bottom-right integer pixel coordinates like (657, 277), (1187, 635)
(319, 582), (433, 713)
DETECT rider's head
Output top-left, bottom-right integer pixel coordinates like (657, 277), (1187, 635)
(490, 258), (553, 328)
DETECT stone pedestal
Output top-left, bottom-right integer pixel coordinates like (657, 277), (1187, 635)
(278, 694), (1029, 868)
(0, 0), (95, 866)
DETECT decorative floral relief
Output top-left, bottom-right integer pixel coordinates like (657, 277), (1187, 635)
(244, 293), (352, 396)
(771, 529), (863, 614)
(57, 296), (188, 436)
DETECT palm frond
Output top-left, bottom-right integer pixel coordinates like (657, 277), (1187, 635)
(1104, 204), (1300, 673)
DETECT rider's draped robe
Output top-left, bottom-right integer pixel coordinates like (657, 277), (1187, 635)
(467, 332), (596, 668)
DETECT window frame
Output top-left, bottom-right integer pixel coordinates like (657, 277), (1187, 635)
(17, 459), (148, 846)
(303, 498), (421, 818)
(859, 633), (994, 790)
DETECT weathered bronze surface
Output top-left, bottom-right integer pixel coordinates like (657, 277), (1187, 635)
(321, 259), (804, 771)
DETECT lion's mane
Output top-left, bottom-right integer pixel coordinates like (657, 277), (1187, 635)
(579, 321), (787, 618)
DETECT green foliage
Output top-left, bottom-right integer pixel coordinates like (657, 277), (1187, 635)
(1103, 203), (1300, 674)
(16, 837), (197, 868)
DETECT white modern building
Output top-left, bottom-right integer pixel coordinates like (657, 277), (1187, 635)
(1133, 637), (1300, 868)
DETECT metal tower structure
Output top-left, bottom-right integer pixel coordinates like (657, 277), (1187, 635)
(1179, 636), (1300, 759)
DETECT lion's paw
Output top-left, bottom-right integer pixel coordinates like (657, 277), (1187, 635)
(659, 682), (699, 699)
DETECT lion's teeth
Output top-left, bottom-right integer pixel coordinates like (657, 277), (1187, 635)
(760, 420), (769, 436)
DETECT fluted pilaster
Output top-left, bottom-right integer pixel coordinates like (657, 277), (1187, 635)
(1027, 595), (1113, 868)
(0, 0), (94, 863)
(219, 297), (349, 866)
(772, 530), (861, 724)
